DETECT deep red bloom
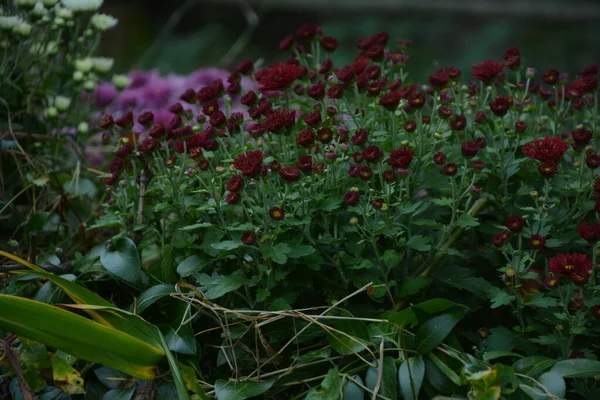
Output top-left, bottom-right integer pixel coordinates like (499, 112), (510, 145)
(503, 48), (521, 70)
(438, 106), (453, 119)
(235, 59), (254, 75)
(587, 154), (600, 169)
(441, 163), (458, 176)
(296, 24), (319, 39)
(344, 190), (360, 206)
(382, 169), (395, 182)
(99, 114), (114, 129)
(476, 327), (490, 339)
(307, 81), (325, 100)
(296, 155), (313, 173)
(304, 110), (321, 127)
(262, 109), (296, 133)
(538, 161), (558, 177)
(319, 58), (334, 75)
(321, 36), (338, 52)
(137, 111), (154, 127)
(115, 111), (134, 129)
(296, 128), (315, 147)
(358, 165), (373, 181)
(506, 215), (524, 232)
(407, 92), (426, 109)
(572, 128), (593, 146)
(240, 91), (258, 106)
(472, 60), (504, 83)
(371, 199), (384, 210)
(476, 137), (487, 149)
(379, 92), (402, 110)
(428, 69), (450, 89)
(210, 110), (226, 127)
(335, 64), (356, 83)
(149, 124), (166, 139)
(363, 145), (383, 162)
(433, 152), (446, 165)
(461, 142), (479, 158)
(240, 231), (256, 245)
(492, 231), (509, 247)
(226, 174), (245, 192)
(327, 83), (344, 99)
(450, 115), (467, 131)
(138, 137), (158, 154)
(316, 127), (333, 143)
(255, 63), (303, 91)
(353, 151), (364, 163)
(351, 129), (368, 146)
(196, 80), (224, 104)
(578, 221), (600, 243)
(529, 234), (546, 249)
(549, 253), (592, 284)
(515, 120), (528, 133)
(233, 150), (264, 177)
(388, 146), (414, 168)
(489, 96), (513, 117)
(169, 102), (184, 115)
(348, 164), (360, 178)
(269, 207), (285, 220)
(225, 192), (241, 204)
(593, 305), (600, 319)
(474, 111), (487, 124)
(472, 160), (485, 171)
(279, 166), (301, 182)
(581, 65), (598, 76)
(541, 69), (559, 85)
(279, 35), (294, 50)
(523, 137), (569, 162)
(403, 120), (417, 133)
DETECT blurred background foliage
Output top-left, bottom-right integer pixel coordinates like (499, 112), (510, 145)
(101, 0), (600, 82)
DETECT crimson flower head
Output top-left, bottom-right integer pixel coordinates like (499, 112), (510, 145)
(450, 115), (467, 131)
(351, 129), (368, 146)
(461, 142), (479, 158)
(433, 152), (446, 165)
(572, 128), (593, 147)
(269, 207), (285, 220)
(515, 120), (528, 133)
(388, 146), (414, 168)
(438, 106), (453, 119)
(428, 69), (450, 89)
(327, 83), (344, 99)
(359, 166), (373, 181)
(549, 253), (591, 284)
(99, 114), (114, 129)
(476, 327), (490, 339)
(321, 36), (338, 52)
(344, 190), (360, 206)
(241, 231), (256, 245)
(363, 145), (383, 162)
(255, 63), (303, 91)
(226, 174), (244, 192)
(577, 221), (600, 243)
(262, 109), (296, 133)
(489, 96), (513, 116)
(316, 127), (333, 143)
(545, 275), (560, 289)
(474, 111), (487, 124)
(279, 166), (301, 182)
(506, 215), (524, 232)
(379, 92), (402, 110)
(503, 48), (521, 70)
(296, 128), (315, 147)
(441, 163), (458, 176)
(304, 110), (321, 127)
(296, 24), (319, 39)
(492, 231), (510, 247)
(541, 69), (559, 85)
(279, 35), (294, 50)
(538, 161), (557, 177)
(529, 234), (546, 249)
(586, 154), (600, 169)
(240, 91), (258, 106)
(472, 160), (485, 171)
(472, 60), (504, 84)
(296, 155), (313, 173)
(225, 192), (241, 204)
(115, 111), (134, 129)
(233, 150), (264, 177)
(522, 137), (569, 162)
(335, 64), (356, 83)
(404, 120), (417, 132)
(407, 92), (426, 109)
(196, 80), (224, 104)
(307, 81), (325, 100)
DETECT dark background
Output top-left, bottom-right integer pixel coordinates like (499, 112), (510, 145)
(101, 0), (600, 82)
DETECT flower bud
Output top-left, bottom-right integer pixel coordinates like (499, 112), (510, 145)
(340, 143), (350, 153)
(525, 67), (537, 79)
(83, 80), (95, 91)
(54, 95), (71, 111)
(44, 107), (58, 118)
(324, 152), (338, 163)
(215, 166), (226, 174)
(476, 327), (490, 339)
(505, 267), (516, 277)
(186, 168), (195, 176)
(530, 190), (539, 198)
(112, 74), (131, 90)
(381, 203), (389, 211)
(77, 122), (89, 134)
(53, 17), (65, 26)
(14, 22), (32, 36)
(92, 57), (114, 73)
(74, 58), (93, 73)
(73, 70), (84, 81)
(349, 216), (359, 225)
(396, 168), (409, 178)
(470, 185), (481, 196)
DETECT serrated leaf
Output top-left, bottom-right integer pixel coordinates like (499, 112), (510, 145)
(398, 278), (432, 297)
(432, 197), (454, 207)
(179, 222), (213, 230)
(456, 214), (480, 229)
(405, 235), (432, 252)
(305, 368), (341, 400)
(288, 244), (316, 258)
(260, 243), (291, 265)
(524, 294), (558, 308)
(488, 287), (516, 309)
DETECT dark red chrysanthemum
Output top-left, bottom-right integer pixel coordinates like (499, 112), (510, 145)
(433, 152), (446, 165)
(572, 128), (593, 146)
(296, 24), (319, 39)
(304, 110), (321, 127)
(115, 111), (134, 129)
(240, 91), (258, 106)
(549, 253), (591, 284)
(523, 137), (569, 162)
(506, 215), (524, 232)
(241, 231), (256, 245)
(538, 161), (558, 177)
(149, 124), (166, 139)
(327, 83), (344, 99)
(99, 114), (114, 129)
(269, 160), (281, 172)
(233, 150), (264, 177)
(382, 169), (395, 182)
(335, 64), (356, 83)
(489, 96), (513, 117)
(138, 137), (158, 153)
(262, 109), (296, 133)
(403, 120), (417, 133)
(503, 48), (520, 70)
(353, 151), (364, 163)
(225, 192), (241, 204)
(358, 165), (373, 181)
(407, 92), (426, 109)
(321, 36), (338, 52)
(379, 92), (402, 110)
(515, 120), (528, 133)
(226, 174), (244, 192)
(492, 230), (510, 247)
(279, 166), (301, 182)
(529, 234), (546, 249)
(296, 128), (315, 147)
(545, 275), (560, 288)
(428, 69), (450, 89)
(344, 190), (360, 206)
(472, 160), (485, 171)
(476, 327), (490, 339)
(541, 69), (559, 85)
(388, 146), (414, 168)
(363, 145), (383, 162)
(210, 110), (226, 127)
(269, 207), (285, 220)
(296, 155), (313, 173)
(472, 60), (504, 84)
(577, 221), (600, 243)
(460, 142), (479, 159)
(474, 111), (487, 124)
(351, 129), (368, 146)
(372, 198), (384, 209)
(450, 115), (467, 131)
(438, 106), (453, 119)
(196, 80), (224, 104)
(441, 163), (458, 176)
(348, 164), (360, 178)
(279, 34), (294, 50)
(587, 154), (600, 169)
(316, 127), (333, 143)
(137, 111), (154, 127)
(307, 81), (325, 100)
(255, 62), (303, 91)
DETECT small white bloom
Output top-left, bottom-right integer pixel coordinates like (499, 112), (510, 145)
(16, 0), (38, 8)
(91, 57), (113, 73)
(14, 22), (32, 36)
(73, 70), (84, 81)
(54, 95), (71, 111)
(91, 13), (117, 31)
(44, 107), (58, 118)
(83, 28), (93, 37)
(83, 80), (95, 91)
(112, 74), (131, 90)
(53, 17), (65, 26)
(74, 57), (93, 73)
(31, 2), (47, 16)
(77, 122), (89, 134)
(55, 6), (73, 19)
(42, 0), (58, 5)
(61, 0), (103, 12)
(0, 16), (24, 31)
(46, 41), (58, 55)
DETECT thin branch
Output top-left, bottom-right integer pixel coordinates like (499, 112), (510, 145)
(0, 340), (34, 400)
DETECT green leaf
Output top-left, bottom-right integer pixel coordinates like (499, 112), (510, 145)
(382, 249), (403, 270)
(256, 288), (270, 302)
(102, 387), (136, 400)
(483, 351), (523, 361)
(488, 287), (516, 309)
(136, 284), (174, 314)
(260, 243), (291, 265)
(364, 357), (396, 399)
(521, 371), (566, 400)
(100, 237), (143, 287)
(456, 214), (480, 229)
(0, 295), (164, 379)
(415, 311), (465, 354)
(179, 222), (213, 230)
(177, 254), (211, 277)
(198, 274), (246, 300)
(305, 368), (341, 400)
(398, 355), (425, 400)
(432, 197), (454, 207)
(513, 357), (555, 378)
(550, 359), (600, 378)
(288, 244), (316, 258)
(544, 238), (562, 248)
(161, 244), (177, 283)
(424, 358), (455, 394)
(211, 240), (244, 251)
(427, 353), (461, 386)
(398, 278), (432, 297)
(214, 379), (275, 400)
(387, 299), (462, 328)
(327, 319), (371, 355)
(524, 294), (558, 308)
(343, 375), (365, 400)
(405, 235), (432, 252)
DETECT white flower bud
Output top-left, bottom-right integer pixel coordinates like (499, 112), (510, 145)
(42, 0), (58, 5)
(62, 0), (104, 12)
(83, 80), (96, 91)
(55, 7), (73, 19)
(31, 2), (48, 17)
(54, 95), (71, 111)
(0, 16), (24, 31)
(77, 122), (89, 134)
(92, 57), (114, 73)
(44, 107), (58, 118)
(14, 22), (32, 36)
(53, 17), (65, 27)
(74, 58), (93, 73)
(111, 74), (131, 90)
(91, 13), (118, 31)
(73, 70), (84, 81)
(16, 0), (38, 9)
